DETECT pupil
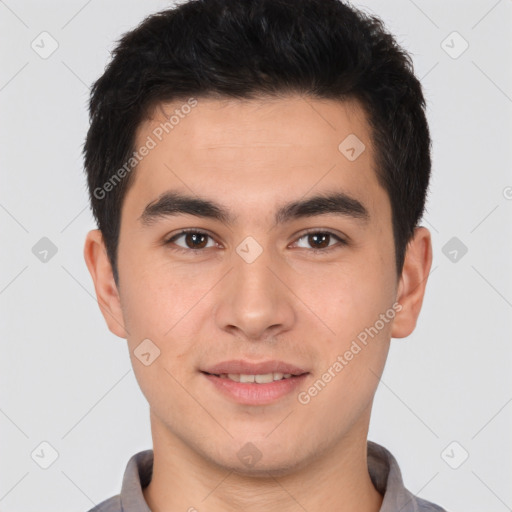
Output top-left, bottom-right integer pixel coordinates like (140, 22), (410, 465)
(309, 233), (329, 249)
(186, 233), (207, 249)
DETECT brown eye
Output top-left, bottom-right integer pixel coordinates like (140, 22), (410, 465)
(294, 231), (346, 251)
(166, 230), (215, 250)
(308, 233), (331, 249)
(183, 232), (208, 249)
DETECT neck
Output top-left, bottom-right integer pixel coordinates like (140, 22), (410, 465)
(143, 407), (383, 512)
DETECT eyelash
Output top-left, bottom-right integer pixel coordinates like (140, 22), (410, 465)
(163, 228), (347, 254)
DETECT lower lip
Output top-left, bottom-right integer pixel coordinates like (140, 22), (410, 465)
(202, 372), (308, 405)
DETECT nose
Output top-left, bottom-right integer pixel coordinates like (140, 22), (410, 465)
(213, 244), (296, 342)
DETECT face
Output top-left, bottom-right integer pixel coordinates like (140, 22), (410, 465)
(87, 94), (421, 475)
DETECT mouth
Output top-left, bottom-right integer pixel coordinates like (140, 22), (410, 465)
(201, 359), (308, 377)
(201, 371), (302, 383)
(200, 365), (309, 405)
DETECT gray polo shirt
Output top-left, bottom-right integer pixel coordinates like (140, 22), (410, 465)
(87, 441), (446, 511)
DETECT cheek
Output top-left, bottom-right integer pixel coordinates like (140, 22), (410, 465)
(348, 237), (397, 312)
(120, 267), (201, 412)
(298, 246), (396, 397)
(119, 258), (223, 396)
(305, 256), (395, 339)
(119, 248), (210, 337)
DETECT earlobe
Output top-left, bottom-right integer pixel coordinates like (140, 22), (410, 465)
(83, 229), (128, 339)
(391, 227), (433, 339)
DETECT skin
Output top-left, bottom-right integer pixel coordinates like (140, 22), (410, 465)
(84, 94), (432, 512)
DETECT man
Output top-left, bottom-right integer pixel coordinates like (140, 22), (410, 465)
(83, 0), (445, 510)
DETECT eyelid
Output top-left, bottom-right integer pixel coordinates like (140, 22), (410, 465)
(164, 228), (220, 251)
(290, 228), (347, 251)
(164, 227), (348, 252)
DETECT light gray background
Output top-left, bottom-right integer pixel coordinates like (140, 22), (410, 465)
(1, 1), (511, 511)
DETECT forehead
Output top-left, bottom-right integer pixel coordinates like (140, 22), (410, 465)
(123, 94), (387, 224)
(142, 94), (371, 152)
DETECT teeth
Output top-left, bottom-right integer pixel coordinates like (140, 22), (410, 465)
(216, 372), (296, 383)
(255, 373), (274, 384)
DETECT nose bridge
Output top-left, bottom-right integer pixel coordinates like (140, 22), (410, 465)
(235, 240), (275, 299)
(214, 238), (295, 340)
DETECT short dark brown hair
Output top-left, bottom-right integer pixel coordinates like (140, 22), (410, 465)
(84, 0), (431, 285)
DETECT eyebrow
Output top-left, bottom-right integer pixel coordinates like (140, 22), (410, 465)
(138, 190), (369, 227)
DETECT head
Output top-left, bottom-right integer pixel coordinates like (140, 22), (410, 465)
(84, 0), (432, 475)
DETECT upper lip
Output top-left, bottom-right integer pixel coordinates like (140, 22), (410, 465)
(202, 359), (309, 376)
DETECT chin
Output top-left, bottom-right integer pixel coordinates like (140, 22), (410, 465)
(204, 440), (314, 478)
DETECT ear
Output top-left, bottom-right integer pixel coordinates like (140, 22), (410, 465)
(391, 226), (433, 339)
(83, 229), (128, 339)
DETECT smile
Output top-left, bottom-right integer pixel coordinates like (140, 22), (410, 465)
(201, 371), (308, 405)
(206, 372), (295, 383)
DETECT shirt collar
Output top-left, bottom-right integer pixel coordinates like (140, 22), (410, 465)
(118, 441), (428, 512)
(367, 440), (423, 512)
(120, 449), (152, 512)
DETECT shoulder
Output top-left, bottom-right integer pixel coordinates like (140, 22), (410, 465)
(85, 494), (122, 512)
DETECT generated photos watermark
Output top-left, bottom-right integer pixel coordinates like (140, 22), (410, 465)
(93, 97), (198, 200)
(297, 301), (402, 405)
